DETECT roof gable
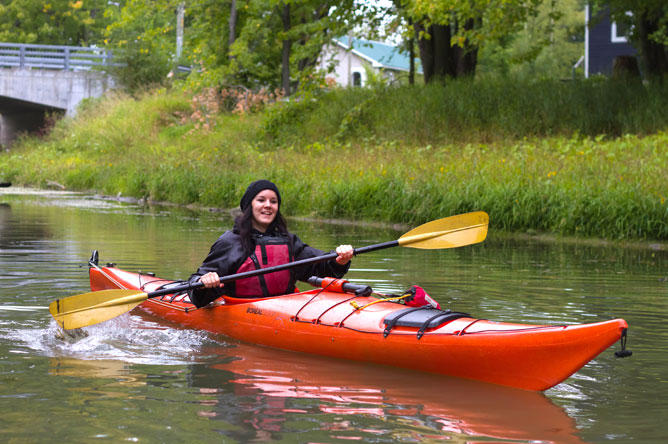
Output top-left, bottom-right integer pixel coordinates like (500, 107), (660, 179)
(334, 37), (421, 73)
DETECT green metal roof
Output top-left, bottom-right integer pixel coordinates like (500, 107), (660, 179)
(335, 37), (422, 73)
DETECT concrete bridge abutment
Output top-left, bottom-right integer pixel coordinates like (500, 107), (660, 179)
(0, 68), (112, 148)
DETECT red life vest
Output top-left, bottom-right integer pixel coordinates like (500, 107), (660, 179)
(233, 235), (294, 298)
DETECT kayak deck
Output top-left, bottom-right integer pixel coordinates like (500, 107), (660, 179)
(89, 263), (629, 391)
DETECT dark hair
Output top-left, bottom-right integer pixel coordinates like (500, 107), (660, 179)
(234, 206), (289, 255)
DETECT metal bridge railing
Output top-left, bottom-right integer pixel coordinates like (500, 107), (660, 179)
(0, 42), (116, 71)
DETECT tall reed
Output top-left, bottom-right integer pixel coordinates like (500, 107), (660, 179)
(261, 78), (668, 146)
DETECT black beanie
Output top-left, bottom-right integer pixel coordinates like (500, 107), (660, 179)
(240, 180), (281, 211)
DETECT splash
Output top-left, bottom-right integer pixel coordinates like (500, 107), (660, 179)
(3, 312), (221, 366)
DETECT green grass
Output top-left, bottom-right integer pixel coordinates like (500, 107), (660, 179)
(260, 78), (668, 146)
(1, 79), (667, 241)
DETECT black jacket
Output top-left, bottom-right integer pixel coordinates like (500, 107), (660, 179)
(188, 227), (350, 308)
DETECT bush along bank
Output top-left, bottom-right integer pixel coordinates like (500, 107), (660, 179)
(0, 80), (667, 241)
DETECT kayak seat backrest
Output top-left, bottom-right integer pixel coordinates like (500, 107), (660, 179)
(383, 307), (470, 339)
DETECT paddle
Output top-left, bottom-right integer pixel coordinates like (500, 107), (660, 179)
(49, 211), (489, 330)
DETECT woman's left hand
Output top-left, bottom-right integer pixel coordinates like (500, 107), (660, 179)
(335, 244), (354, 265)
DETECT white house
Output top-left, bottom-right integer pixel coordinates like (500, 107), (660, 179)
(319, 37), (421, 87)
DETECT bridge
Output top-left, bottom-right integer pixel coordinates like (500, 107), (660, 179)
(0, 42), (116, 148)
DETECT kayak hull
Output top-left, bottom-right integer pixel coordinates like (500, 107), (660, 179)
(89, 265), (628, 391)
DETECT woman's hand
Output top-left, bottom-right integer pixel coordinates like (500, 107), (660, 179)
(335, 244), (354, 265)
(200, 272), (224, 288)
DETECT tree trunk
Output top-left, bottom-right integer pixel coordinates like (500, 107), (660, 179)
(414, 20), (478, 84)
(414, 22), (448, 83)
(414, 22), (432, 83)
(432, 23), (453, 79)
(454, 18), (478, 77)
(637, 13), (668, 79)
(612, 55), (641, 80)
(281, 3), (291, 96)
(296, 5), (329, 78)
(176, 3), (185, 60)
(408, 18), (415, 85)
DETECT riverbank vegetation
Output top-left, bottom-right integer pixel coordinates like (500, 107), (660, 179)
(1, 78), (667, 241)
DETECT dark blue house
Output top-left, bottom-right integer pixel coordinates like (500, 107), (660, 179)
(585, 5), (637, 77)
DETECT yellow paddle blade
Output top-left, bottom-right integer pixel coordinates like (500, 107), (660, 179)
(398, 211), (489, 249)
(49, 289), (148, 330)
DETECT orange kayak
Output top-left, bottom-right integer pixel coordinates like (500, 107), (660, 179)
(89, 263), (629, 391)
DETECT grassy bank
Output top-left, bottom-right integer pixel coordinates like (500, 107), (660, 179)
(1, 78), (667, 240)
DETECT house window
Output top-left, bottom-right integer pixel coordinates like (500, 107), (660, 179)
(611, 12), (633, 43)
(352, 71), (362, 87)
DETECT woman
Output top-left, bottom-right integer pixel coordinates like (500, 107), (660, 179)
(188, 180), (354, 308)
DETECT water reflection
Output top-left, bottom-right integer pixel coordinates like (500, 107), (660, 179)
(45, 340), (588, 444)
(49, 358), (147, 395)
(0, 201), (51, 249)
(183, 343), (585, 443)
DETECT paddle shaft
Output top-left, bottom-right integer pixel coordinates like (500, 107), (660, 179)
(143, 240), (398, 299)
(145, 220), (488, 299)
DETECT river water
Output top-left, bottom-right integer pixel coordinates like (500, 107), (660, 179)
(0, 188), (666, 443)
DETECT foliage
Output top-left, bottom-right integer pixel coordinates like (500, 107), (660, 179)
(103, 0), (181, 91)
(0, 0), (114, 45)
(258, 93), (321, 146)
(176, 86), (284, 133)
(402, 0), (542, 46)
(0, 0), (634, 91)
(478, 0), (585, 80)
(97, 0), (375, 93)
(224, 0), (369, 92)
(390, 0), (544, 82)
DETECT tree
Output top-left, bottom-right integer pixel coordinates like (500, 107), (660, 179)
(103, 0), (181, 90)
(396, 0), (542, 83)
(477, 0), (585, 80)
(228, 0), (365, 94)
(0, 0), (112, 45)
(590, 0), (668, 78)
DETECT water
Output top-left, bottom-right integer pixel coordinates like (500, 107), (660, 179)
(1, 188), (666, 443)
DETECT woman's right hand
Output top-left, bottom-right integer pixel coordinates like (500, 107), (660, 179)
(200, 272), (224, 288)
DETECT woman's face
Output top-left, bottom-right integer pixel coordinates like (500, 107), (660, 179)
(251, 189), (279, 232)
